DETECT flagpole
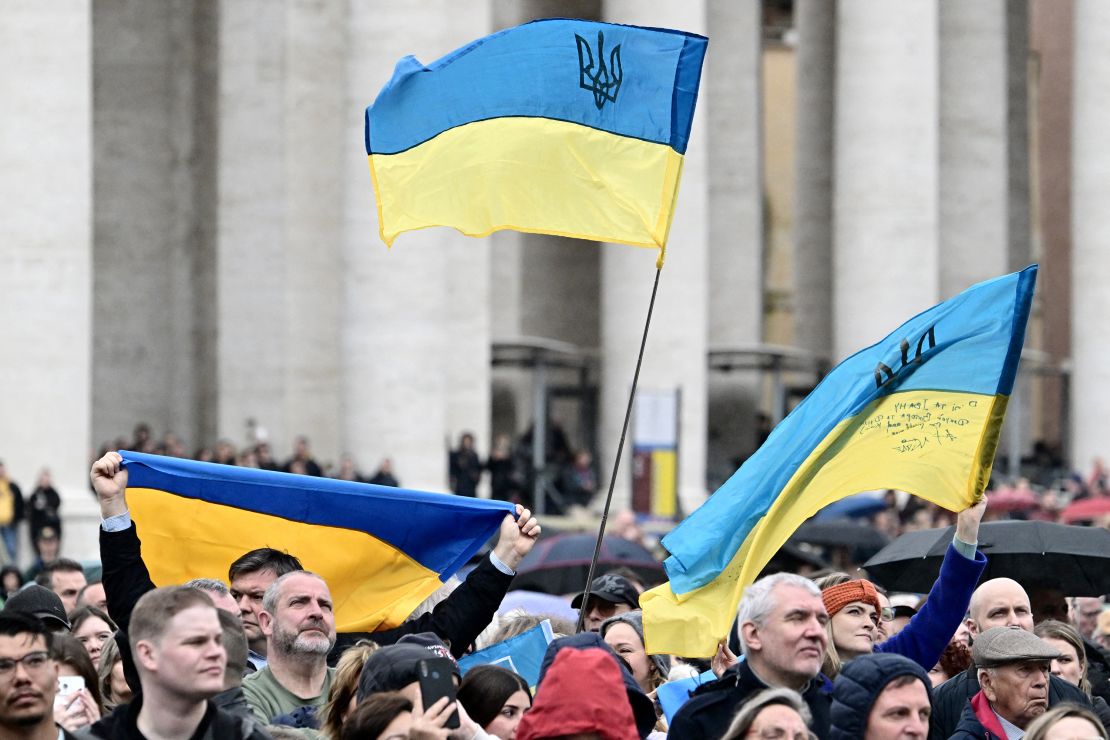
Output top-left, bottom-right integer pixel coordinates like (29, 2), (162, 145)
(575, 265), (663, 633)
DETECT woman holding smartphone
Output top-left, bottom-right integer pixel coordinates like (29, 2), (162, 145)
(50, 633), (102, 731)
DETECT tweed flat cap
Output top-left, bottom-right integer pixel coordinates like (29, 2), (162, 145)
(971, 627), (1062, 668)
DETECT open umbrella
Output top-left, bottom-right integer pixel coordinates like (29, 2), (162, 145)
(1059, 497), (1110, 524)
(509, 532), (663, 595)
(863, 520), (1110, 596)
(813, 492), (888, 521)
(793, 518), (891, 551)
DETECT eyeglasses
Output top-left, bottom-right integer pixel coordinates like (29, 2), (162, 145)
(880, 608), (894, 623)
(0, 651), (49, 678)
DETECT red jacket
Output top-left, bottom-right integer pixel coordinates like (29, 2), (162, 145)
(517, 647), (639, 740)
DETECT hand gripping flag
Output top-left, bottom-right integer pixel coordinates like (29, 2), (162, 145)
(365, 19), (707, 266)
(641, 266), (1038, 657)
(120, 451), (514, 633)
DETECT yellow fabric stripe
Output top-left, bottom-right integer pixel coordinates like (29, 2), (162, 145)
(129, 488), (442, 633)
(643, 391), (1005, 657)
(368, 117), (685, 265)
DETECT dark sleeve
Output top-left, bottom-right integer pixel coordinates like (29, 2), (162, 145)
(101, 522), (156, 632)
(101, 522), (157, 697)
(1089, 696), (1110, 737)
(875, 543), (986, 669)
(929, 670), (973, 740)
(332, 555), (512, 661)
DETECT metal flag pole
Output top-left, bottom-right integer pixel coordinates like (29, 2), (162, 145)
(575, 264), (663, 633)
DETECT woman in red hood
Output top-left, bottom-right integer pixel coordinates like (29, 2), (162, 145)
(517, 647), (639, 740)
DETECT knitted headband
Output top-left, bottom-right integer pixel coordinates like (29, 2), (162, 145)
(822, 579), (881, 618)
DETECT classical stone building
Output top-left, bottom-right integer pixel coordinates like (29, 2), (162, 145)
(0, 0), (1096, 559)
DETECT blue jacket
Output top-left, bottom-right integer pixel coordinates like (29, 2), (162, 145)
(874, 542), (986, 670)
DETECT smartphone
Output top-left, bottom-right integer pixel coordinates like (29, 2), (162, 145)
(54, 675), (84, 709)
(417, 658), (459, 729)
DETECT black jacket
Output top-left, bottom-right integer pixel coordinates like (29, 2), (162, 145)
(668, 661), (833, 739)
(1086, 638), (1110, 705)
(947, 699), (1003, 740)
(74, 696), (270, 740)
(929, 666), (1093, 740)
(330, 552), (514, 661)
(101, 521), (515, 694)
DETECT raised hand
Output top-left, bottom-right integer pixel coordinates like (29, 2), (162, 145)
(492, 504), (542, 571)
(90, 451), (129, 519)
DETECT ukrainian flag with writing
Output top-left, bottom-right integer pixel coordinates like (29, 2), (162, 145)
(365, 19), (707, 265)
(641, 266), (1038, 657)
(121, 451), (514, 633)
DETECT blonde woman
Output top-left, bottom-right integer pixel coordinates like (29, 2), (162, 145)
(319, 641), (379, 739)
(97, 637), (132, 711)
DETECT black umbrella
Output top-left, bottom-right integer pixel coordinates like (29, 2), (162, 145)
(793, 518), (891, 551)
(863, 520), (1110, 596)
(509, 532), (663, 595)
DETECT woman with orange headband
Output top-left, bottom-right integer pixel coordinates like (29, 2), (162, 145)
(816, 499), (989, 678)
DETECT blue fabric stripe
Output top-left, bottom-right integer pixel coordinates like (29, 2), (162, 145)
(661, 266), (1038, 595)
(365, 18), (707, 156)
(998, 267), (1037, 395)
(121, 451), (513, 575)
(671, 34), (706, 155)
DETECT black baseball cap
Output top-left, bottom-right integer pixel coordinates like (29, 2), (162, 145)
(3, 584), (70, 631)
(571, 574), (640, 610)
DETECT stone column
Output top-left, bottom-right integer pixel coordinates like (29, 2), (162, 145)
(708, 0), (762, 351)
(281, 0), (346, 465)
(705, 0), (764, 483)
(834, 0), (939, 359)
(793, 0), (836, 359)
(342, 2), (490, 491)
(0, 1), (96, 556)
(938, 0), (1011, 295)
(213, 0), (347, 466)
(1030, 0), (1073, 456)
(1071, 0), (1110, 472)
(91, 1), (218, 452)
(600, 0), (709, 515)
(215, 0), (290, 453)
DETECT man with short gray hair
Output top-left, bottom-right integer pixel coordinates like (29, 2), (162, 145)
(949, 627), (1062, 739)
(669, 572), (832, 739)
(185, 578), (240, 617)
(240, 571), (337, 727)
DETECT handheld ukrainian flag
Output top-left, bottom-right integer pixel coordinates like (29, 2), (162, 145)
(365, 19), (708, 266)
(120, 451), (514, 633)
(641, 266), (1038, 657)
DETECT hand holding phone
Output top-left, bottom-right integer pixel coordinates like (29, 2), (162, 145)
(54, 676), (85, 709)
(417, 658), (459, 730)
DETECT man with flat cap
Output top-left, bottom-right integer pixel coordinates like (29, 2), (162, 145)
(949, 627), (1063, 739)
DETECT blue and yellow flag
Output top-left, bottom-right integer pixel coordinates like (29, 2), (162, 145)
(121, 451), (514, 633)
(458, 619), (555, 690)
(642, 267), (1038, 656)
(365, 19), (708, 265)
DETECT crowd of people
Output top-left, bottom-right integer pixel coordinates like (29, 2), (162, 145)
(97, 422), (600, 515)
(2, 433), (1110, 738)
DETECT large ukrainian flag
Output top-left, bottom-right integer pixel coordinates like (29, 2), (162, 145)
(642, 267), (1038, 657)
(365, 19), (708, 265)
(121, 451), (514, 633)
